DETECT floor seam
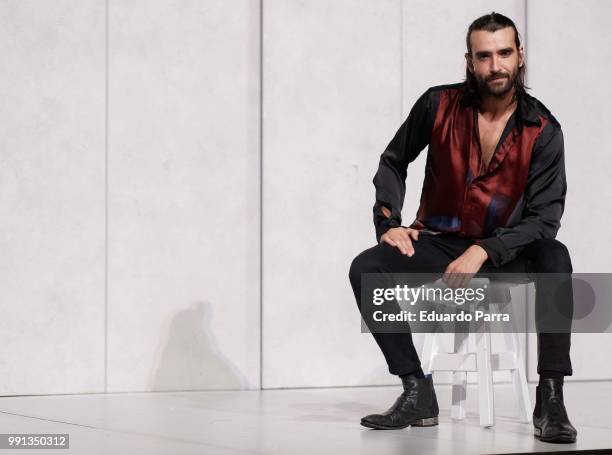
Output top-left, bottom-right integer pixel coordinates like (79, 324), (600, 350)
(0, 410), (260, 454)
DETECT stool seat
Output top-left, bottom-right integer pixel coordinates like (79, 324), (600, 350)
(420, 278), (532, 428)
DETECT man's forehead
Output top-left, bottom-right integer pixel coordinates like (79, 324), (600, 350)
(470, 27), (517, 52)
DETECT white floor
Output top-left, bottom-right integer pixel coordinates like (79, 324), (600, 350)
(1, 382), (612, 454)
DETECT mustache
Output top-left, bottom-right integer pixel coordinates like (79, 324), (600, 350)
(488, 74), (508, 81)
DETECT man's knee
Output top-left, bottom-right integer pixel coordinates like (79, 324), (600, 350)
(528, 238), (573, 273)
(349, 248), (381, 287)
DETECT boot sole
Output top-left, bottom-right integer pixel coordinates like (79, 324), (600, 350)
(361, 416), (438, 430)
(533, 425), (576, 443)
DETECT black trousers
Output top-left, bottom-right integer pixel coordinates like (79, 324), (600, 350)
(348, 232), (573, 377)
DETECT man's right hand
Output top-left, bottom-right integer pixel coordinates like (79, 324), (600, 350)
(380, 227), (420, 256)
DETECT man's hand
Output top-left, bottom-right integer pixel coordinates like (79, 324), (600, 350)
(443, 244), (489, 288)
(380, 227), (420, 256)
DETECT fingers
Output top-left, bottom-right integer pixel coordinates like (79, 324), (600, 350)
(381, 229), (415, 256)
(380, 235), (397, 247)
(442, 270), (454, 288)
(461, 273), (475, 288)
(443, 266), (473, 289)
(443, 264), (461, 289)
(408, 229), (420, 242)
(400, 236), (415, 256)
(392, 234), (414, 256)
(445, 274), (462, 289)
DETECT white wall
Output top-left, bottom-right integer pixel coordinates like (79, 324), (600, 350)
(106, 0), (261, 392)
(261, 0), (526, 388)
(525, 0), (612, 382)
(0, 0), (610, 395)
(0, 0), (261, 395)
(0, 0), (106, 395)
(261, 0), (401, 388)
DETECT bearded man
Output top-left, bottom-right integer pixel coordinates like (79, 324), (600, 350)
(349, 12), (577, 443)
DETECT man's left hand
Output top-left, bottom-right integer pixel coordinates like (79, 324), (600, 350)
(443, 244), (489, 289)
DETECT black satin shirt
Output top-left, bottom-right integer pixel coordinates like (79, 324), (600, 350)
(373, 82), (567, 267)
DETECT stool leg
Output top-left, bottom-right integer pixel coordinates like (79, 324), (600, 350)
(509, 333), (532, 423)
(451, 328), (469, 420)
(504, 287), (532, 423)
(421, 332), (437, 375)
(476, 323), (495, 427)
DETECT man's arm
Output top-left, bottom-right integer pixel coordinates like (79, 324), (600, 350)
(373, 88), (437, 243)
(475, 122), (567, 267)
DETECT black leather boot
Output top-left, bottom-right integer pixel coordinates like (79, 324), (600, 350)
(533, 378), (577, 443)
(360, 375), (439, 430)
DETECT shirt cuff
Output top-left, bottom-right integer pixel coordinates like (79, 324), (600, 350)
(474, 237), (508, 268)
(375, 218), (401, 243)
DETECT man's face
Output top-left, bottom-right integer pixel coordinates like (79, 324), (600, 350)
(465, 27), (524, 99)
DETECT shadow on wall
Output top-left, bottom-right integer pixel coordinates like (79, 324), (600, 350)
(150, 300), (246, 391)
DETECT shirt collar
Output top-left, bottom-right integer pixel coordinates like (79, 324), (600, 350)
(518, 94), (542, 126)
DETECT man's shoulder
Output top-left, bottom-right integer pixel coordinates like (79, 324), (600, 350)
(423, 82), (465, 96)
(421, 85), (563, 130)
(412, 82), (464, 115)
(523, 92), (562, 131)
(523, 93), (565, 161)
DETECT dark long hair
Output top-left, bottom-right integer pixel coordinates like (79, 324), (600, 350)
(460, 12), (531, 109)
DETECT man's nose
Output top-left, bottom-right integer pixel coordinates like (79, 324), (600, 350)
(490, 55), (501, 72)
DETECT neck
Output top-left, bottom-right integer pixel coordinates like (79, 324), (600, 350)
(477, 87), (518, 120)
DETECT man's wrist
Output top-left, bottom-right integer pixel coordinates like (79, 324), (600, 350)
(470, 244), (489, 262)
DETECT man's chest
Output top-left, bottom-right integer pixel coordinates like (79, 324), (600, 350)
(429, 97), (544, 188)
(476, 113), (513, 174)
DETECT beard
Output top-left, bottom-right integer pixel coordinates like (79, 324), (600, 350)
(474, 66), (519, 98)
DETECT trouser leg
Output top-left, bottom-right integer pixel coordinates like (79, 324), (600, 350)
(522, 238), (573, 376)
(348, 233), (471, 376)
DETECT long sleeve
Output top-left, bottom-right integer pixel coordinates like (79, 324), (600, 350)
(373, 88), (436, 242)
(475, 122), (567, 267)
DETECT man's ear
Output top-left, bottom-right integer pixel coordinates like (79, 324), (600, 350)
(464, 52), (473, 73)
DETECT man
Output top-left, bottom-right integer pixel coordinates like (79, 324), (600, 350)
(348, 12), (577, 443)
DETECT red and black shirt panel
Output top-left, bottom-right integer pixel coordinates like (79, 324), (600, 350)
(373, 82), (566, 267)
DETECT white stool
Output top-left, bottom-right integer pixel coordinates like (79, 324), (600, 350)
(420, 278), (532, 428)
